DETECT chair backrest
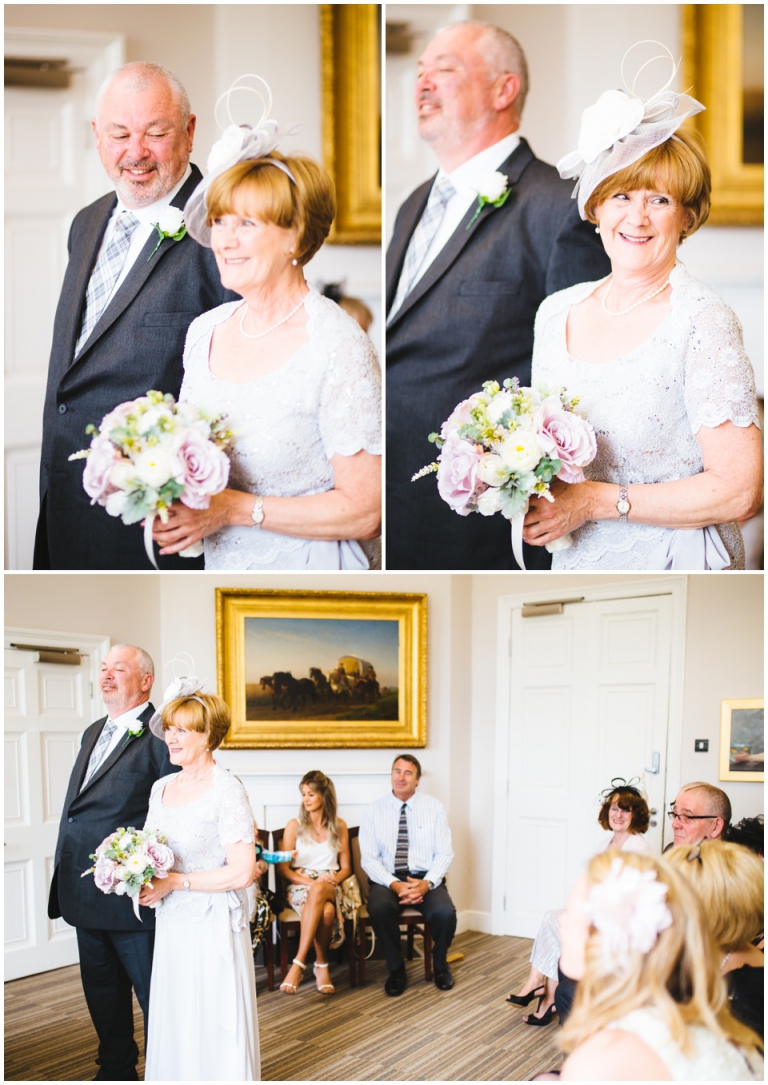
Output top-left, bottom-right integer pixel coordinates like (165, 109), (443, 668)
(348, 825), (370, 902)
(256, 827), (270, 892)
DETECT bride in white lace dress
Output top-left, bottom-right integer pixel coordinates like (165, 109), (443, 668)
(524, 54), (762, 571)
(139, 690), (265, 1081)
(152, 144), (381, 570)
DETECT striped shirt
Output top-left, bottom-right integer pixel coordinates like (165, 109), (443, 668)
(359, 790), (453, 889)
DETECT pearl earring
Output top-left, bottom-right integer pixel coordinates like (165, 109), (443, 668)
(291, 258), (298, 266)
(595, 225), (601, 235)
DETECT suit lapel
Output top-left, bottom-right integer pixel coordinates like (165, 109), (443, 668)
(60, 198), (116, 374)
(387, 140), (535, 329)
(70, 715), (108, 798)
(67, 166), (203, 373)
(386, 181), (431, 308)
(77, 703), (155, 796)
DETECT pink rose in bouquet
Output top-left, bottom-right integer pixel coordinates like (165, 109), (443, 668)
(144, 839), (174, 877)
(173, 428), (231, 510)
(82, 436), (122, 503)
(94, 855), (119, 892)
(535, 400), (597, 484)
(436, 433), (484, 515)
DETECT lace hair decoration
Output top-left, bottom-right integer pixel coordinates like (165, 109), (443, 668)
(184, 73), (300, 248)
(599, 775), (649, 805)
(557, 40), (706, 219)
(582, 857), (673, 970)
(148, 653), (209, 737)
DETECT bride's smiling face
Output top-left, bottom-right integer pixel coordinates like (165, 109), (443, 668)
(210, 208), (298, 296)
(595, 188), (690, 279)
(163, 720), (209, 767)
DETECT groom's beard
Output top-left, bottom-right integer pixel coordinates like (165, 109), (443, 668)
(110, 157), (184, 208)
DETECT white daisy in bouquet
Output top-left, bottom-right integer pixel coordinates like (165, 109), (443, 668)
(413, 378), (597, 567)
(82, 826), (175, 920)
(70, 390), (234, 567)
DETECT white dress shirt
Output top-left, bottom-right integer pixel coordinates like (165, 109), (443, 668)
(359, 789), (454, 889)
(407, 132), (521, 291)
(93, 164), (193, 310)
(92, 701), (151, 763)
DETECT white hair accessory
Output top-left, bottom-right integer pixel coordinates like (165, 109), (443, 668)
(558, 41), (705, 219)
(184, 74), (299, 247)
(583, 857), (673, 969)
(148, 653), (209, 737)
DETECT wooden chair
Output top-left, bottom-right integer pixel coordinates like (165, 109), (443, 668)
(349, 825), (433, 985)
(253, 828), (276, 991)
(272, 827), (355, 989)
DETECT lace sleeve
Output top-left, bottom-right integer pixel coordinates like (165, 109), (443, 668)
(683, 299), (760, 433)
(318, 325), (382, 460)
(217, 772), (256, 846)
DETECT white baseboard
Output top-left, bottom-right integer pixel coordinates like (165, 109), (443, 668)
(456, 909), (492, 935)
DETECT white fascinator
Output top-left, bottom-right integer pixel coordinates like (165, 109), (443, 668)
(184, 74), (299, 248)
(148, 653), (208, 738)
(558, 41), (705, 219)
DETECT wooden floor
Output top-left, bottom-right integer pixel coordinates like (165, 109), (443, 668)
(5, 931), (564, 1081)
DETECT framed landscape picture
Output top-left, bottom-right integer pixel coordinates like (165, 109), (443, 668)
(719, 698), (764, 782)
(216, 588), (427, 748)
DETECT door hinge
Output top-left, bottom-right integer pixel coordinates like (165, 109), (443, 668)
(503, 894), (507, 910)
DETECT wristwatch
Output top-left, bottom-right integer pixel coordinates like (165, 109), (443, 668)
(183, 875), (191, 891)
(616, 484), (631, 523)
(251, 495), (264, 529)
(426, 880), (435, 891)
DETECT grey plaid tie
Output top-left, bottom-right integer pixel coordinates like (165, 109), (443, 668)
(394, 802), (409, 872)
(81, 719), (117, 789)
(75, 211), (140, 356)
(387, 175), (456, 324)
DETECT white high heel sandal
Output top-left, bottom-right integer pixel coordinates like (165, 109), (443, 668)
(313, 961), (335, 994)
(280, 957), (305, 994)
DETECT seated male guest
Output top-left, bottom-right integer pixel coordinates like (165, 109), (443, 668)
(359, 755), (457, 995)
(667, 781), (731, 847)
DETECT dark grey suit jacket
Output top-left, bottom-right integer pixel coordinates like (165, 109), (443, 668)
(48, 703), (176, 931)
(35, 164), (237, 570)
(386, 139), (610, 570)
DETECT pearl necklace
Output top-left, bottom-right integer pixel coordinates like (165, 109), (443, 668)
(601, 277), (670, 317)
(176, 763), (215, 788)
(239, 292), (308, 341)
(720, 951), (732, 972)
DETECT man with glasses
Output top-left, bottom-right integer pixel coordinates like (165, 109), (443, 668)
(667, 781), (731, 847)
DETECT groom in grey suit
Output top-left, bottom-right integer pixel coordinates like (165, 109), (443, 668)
(386, 22), (610, 570)
(34, 62), (235, 570)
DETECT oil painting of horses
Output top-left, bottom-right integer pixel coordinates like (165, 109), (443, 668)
(244, 617), (399, 722)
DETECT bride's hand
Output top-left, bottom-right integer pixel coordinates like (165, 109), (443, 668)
(522, 479), (592, 546)
(149, 492), (231, 555)
(139, 875), (175, 906)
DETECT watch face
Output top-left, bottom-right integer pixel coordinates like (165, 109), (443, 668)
(617, 499), (630, 515)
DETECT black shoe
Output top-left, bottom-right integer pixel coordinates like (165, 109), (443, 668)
(506, 983), (545, 1007)
(434, 965), (454, 990)
(384, 965), (406, 997)
(523, 1002), (558, 1027)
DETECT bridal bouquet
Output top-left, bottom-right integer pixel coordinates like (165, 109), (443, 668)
(412, 379), (597, 568)
(70, 390), (234, 568)
(82, 827), (175, 921)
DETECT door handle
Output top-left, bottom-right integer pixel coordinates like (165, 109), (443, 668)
(644, 752), (660, 775)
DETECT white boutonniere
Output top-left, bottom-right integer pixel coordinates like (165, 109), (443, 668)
(467, 172), (511, 230)
(125, 722), (145, 739)
(147, 207), (187, 261)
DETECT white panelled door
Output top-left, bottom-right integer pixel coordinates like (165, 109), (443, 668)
(4, 29), (123, 568)
(4, 635), (105, 979)
(503, 593), (673, 938)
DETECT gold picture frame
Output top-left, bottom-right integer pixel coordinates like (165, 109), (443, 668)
(321, 3), (381, 244)
(682, 4), (764, 225)
(216, 588), (426, 748)
(719, 698), (764, 782)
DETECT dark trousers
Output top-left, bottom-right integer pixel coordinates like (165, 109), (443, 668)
(554, 964), (578, 1025)
(367, 877), (457, 972)
(76, 927), (155, 1081)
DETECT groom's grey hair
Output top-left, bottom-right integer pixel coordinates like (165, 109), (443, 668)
(112, 644), (155, 681)
(95, 62), (191, 125)
(441, 21), (529, 120)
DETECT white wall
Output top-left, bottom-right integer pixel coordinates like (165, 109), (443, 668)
(5, 571), (762, 931)
(385, 3), (763, 392)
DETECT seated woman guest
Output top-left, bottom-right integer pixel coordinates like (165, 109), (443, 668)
(508, 781), (651, 1026)
(667, 841), (764, 1040)
(139, 684), (266, 1080)
(555, 851), (762, 1080)
(278, 771), (351, 995)
(152, 82), (381, 569)
(526, 43), (762, 570)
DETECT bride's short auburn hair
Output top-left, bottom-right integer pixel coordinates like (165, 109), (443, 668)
(206, 152), (336, 266)
(162, 692), (231, 750)
(585, 128), (711, 240)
